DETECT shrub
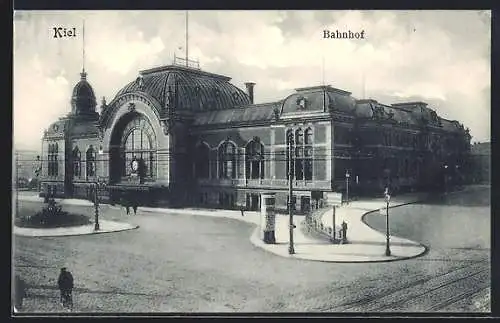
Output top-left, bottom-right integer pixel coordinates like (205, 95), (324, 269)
(15, 199), (91, 229)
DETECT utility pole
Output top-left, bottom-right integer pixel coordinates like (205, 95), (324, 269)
(331, 206), (336, 242)
(15, 151), (19, 218)
(385, 188), (391, 256)
(345, 170), (350, 205)
(93, 182), (100, 231)
(288, 132), (295, 255)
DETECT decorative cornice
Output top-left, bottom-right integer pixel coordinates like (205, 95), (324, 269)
(273, 107), (281, 122)
(100, 92), (162, 130)
(160, 118), (175, 136)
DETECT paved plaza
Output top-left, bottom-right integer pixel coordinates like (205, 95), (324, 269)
(13, 186), (490, 313)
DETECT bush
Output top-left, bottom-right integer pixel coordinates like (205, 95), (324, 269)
(15, 199), (91, 229)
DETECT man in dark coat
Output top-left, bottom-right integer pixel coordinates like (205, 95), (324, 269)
(57, 267), (74, 310)
(132, 197), (138, 215)
(120, 194), (131, 215)
(14, 275), (27, 310)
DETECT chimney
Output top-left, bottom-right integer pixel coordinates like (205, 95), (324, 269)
(244, 82), (256, 104)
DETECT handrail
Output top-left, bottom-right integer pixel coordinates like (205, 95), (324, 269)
(302, 206), (343, 243)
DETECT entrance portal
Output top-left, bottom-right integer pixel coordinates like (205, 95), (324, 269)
(109, 112), (158, 184)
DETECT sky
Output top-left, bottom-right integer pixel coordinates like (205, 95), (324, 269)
(13, 10), (491, 151)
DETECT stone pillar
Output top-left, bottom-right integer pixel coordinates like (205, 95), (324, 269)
(260, 192), (276, 244)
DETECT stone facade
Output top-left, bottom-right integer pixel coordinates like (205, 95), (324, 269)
(39, 64), (472, 211)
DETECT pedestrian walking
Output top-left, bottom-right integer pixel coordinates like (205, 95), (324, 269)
(57, 267), (74, 310)
(240, 206), (245, 217)
(121, 195), (130, 215)
(341, 221), (348, 244)
(131, 194), (139, 215)
(14, 275), (27, 311)
(132, 200), (138, 215)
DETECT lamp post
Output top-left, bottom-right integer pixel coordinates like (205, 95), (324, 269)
(332, 205), (336, 242)
(93, 182), (100, 231)
(93, 147), (105, 232)
(288, 132), (295, 255)
(345, 170), (350, 205)
(92, 177), (106, 231)
(384, 188), (391, 256)
(15, 151), (20, 218)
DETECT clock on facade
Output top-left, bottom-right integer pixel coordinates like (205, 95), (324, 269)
(131, 159), (139, 173)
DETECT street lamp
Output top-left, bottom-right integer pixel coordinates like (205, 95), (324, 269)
(345, 170), (350, 205)
(93, 148), (106, 232)
(15, 152), (20, 218)
(384, 187), (391, 257)
(92, 177), (106, 231)
(288, 132), (295, 255)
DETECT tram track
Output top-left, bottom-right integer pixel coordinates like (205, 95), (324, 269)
(425, 283), (489, 312)
(369, 267), (489, 312)
(316, 260), (489, 312)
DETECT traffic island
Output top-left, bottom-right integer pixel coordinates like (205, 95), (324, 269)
(250, 216), (426, 263)
(14, 220), (139, 237)
(14, 199), (92, 229)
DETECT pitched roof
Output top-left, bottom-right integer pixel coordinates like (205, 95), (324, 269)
(193, 102), (280, 126)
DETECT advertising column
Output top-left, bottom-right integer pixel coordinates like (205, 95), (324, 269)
(260, 192), (276, 244)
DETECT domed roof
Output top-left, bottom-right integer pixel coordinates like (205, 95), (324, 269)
(71, 71), (98, 117)
(114, 65), (251, 112)
(280, 85), (356, 116)
(354, 100), (375, 118)
(44, 119), (67, 137)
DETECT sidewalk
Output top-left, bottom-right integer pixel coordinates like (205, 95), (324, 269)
(14, 220), (139, 237)
(17, 191), (427, 262)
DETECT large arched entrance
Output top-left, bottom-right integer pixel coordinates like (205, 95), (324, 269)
(109, 112), (158, 184)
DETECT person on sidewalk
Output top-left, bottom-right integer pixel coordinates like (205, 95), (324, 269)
(57, 267), (74, 310)
(121, 195), (131, 215)
(132, 199), (138, 215)
(240, 206), (245, 217)
(14, 275), (27, 311)
(341, 221), (348, 244)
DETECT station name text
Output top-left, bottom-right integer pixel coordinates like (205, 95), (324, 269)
(53, 27), (77, 38)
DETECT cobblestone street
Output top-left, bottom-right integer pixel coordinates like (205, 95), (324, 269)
(13, 186), (490, 313)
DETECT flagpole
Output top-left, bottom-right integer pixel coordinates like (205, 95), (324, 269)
(82, 20), (85, 73)
(185, 11), (189, 67)
(322, 56), (326, 111)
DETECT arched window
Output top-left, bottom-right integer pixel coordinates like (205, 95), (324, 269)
(305, 128), (313, 145)
(218, 141), (237, 179)
(47, 143), (59, 176)
(122, 128), (155, 178)
(73, 147), (81, 178)
(195, 143), (210, 179)
(304, 128), (313, 180)
(54, 143), (58, 176)
(286, 127), (313, 181)
(294, 129), (304, 180)
(295, 128), (304, 145)
(47, 144), (52, 176)
(246, 140), (264, 179)
(86, 146), (96, 178)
